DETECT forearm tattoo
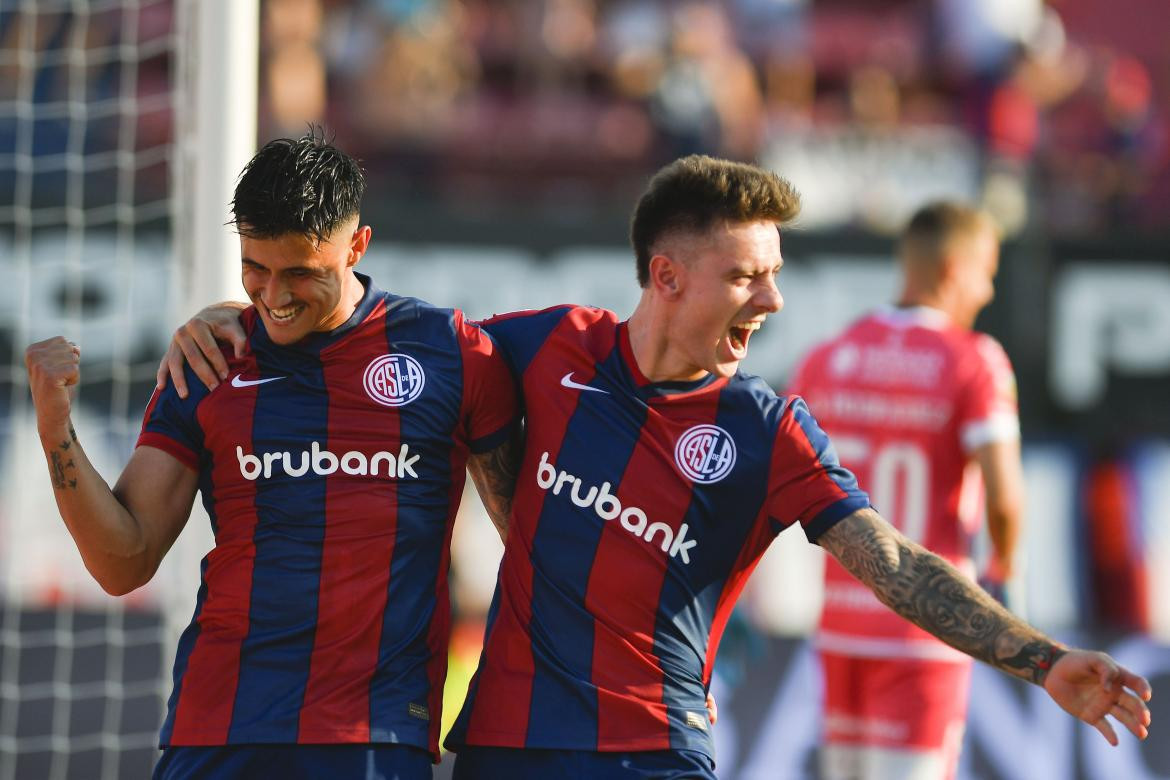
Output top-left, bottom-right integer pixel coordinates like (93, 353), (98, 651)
(49, 424), (79, 490)
(823, 508), (1064, 685)
(470, 428), (522, 538)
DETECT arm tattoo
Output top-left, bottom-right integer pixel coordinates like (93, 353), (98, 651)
(468, 426), (522, 540)
(822, 508), (1064, 685)
(49, 424), (80, 490)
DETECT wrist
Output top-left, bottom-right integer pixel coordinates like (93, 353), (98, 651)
(38, 418), (75, 446)
(1035, 643), (1068, 686)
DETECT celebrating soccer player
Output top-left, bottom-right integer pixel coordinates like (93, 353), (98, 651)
(160, 155), (1153, 780)
(789, 202), (1023, 779)
(26, 133), (521, 780)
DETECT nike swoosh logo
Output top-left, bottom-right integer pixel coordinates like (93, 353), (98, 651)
(560, 372), (609, 395)
(231, 374), (286, 388)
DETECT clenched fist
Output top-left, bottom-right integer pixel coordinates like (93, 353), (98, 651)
(25, 337), (81, 431)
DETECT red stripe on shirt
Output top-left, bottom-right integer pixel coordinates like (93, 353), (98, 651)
(169, 376), (260, 744)
(463, 307), (608, 745)
(769, 403), (852, 530)
(297, 328), (400, 742)
(586, 391), (719, 750)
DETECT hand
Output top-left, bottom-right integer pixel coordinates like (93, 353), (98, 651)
(706, 691), (718, 726)
(155, 302), (248, 398)
(1044, 649), (1152, 745)
(26, 337), (81, 431)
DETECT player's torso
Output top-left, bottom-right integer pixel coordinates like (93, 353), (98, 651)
(800, 310), (984, 655)
(464, 306), (785, 754)
(196, 299), (469, 562)
(162, 291), (471, 748)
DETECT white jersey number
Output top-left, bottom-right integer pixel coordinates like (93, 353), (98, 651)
(834, 437), (930, 544)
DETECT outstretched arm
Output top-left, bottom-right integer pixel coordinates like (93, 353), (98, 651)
(820, 507), (1152, 744)
(28, 338), (199, 595)
(466, 423), (523, 543)
(155, 301), (249, 397)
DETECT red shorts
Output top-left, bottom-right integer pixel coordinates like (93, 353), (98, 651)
(820, 650), (972, 752)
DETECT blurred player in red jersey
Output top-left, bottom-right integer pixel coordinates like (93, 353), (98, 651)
(789, 202), (1024, 780)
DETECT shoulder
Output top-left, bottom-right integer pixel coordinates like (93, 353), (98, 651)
(480, 303), (616, 330)
(953, 330), (1015, 382)
(724, 372), (794, 426)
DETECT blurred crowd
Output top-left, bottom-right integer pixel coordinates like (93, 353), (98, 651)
(261, 0), (1170, 235)
(2, 0), (1166, 235)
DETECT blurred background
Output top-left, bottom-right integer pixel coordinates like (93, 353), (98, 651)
(1, 0), (1168, 778)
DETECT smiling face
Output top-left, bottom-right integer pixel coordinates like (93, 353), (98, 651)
(656, 219), (784, 379)
(239, 221), (371, 345)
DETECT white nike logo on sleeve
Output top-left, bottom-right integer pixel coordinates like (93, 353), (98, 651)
(560, 372), (609, 395)
(231, 374), (286, 388)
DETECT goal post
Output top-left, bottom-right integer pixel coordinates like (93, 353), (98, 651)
(0, 2), (257, 778)
(175, 0), (258, 311)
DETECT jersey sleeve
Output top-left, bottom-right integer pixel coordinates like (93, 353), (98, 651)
(457, 311), (522, 454)
(136, 366), (208, 471)
(957, 334), (1020, 453)
(766, 396), (870, 542)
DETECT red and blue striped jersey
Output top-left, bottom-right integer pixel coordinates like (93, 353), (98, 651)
(136, 274), (518, 759)
(446, 305), (869, 759)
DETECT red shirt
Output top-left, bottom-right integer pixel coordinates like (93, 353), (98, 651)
(790, 306), (1019, 661)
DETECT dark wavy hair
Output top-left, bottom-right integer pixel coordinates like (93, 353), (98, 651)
(231, 129), (365, 243)
(630, 155), (800, 287)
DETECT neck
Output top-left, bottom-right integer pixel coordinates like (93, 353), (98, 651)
(320, 270), (365, 332)
(898, 287), (948, 316)
(626, 295), (708, 383)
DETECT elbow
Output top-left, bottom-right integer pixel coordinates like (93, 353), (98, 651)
(99, 579), (140, 598)
(88, 559), (154, 598)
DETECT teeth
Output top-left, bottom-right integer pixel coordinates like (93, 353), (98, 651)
(739, 322), (762, 331)
(269, 305), (300, 321)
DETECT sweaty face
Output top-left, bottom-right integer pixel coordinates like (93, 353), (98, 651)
(239, 223), (367, 345)
(666, 220), (784, 379)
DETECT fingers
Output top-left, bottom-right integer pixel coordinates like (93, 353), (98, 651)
(1093, 717), (1119, 747)
(184, 320), (230, 383)
(1110, 698), (1151, 740)
(706, 692), (718, 726)
(25, 337), (81, 385)
(230, 330), (248, 359)
(200, 302), (248, 358)
(1116, 667), (1153, 701)
(163, 341), (189, 398)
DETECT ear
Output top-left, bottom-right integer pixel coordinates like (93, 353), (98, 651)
(648, 253), (684, 300)
(347, 225), (372, 268)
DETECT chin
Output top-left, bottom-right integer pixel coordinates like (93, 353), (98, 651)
(710, 360), (740, 378)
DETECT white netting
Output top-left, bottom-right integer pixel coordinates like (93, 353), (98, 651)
(0, 2), (194, 777)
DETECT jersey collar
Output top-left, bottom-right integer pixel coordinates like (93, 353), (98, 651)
(616, 321), (727, 401)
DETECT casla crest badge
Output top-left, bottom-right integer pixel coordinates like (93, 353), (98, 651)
(363, 354), (426, 407)
(674, 424), (736, 484)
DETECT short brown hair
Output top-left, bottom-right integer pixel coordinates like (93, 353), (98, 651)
(630, 155), (801, 287)
(899, 201), (998, 264)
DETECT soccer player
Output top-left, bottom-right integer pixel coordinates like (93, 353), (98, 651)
(163, 157), (1152, 780)
(788, 202), (1023, 780)
(25, 133), (520, 780)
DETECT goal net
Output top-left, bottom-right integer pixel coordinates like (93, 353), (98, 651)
(0, 2), (253, 777)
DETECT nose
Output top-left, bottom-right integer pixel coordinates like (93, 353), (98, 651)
(757, 277), (783, 314)
(263, 273), (292, 308)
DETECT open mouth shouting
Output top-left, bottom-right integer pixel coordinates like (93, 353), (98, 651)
(728, 320), (762, 358)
